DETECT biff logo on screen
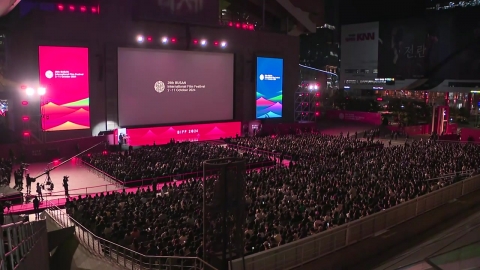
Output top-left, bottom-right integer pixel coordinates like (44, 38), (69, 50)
(259, 74), (280, 81)
(345, 32), (375, 42)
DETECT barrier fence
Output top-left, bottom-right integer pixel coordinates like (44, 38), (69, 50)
(44, 201), (218, 270)
(229, 173), (480, 270)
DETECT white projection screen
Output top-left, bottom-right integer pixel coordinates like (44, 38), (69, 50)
(117, 48), (234, 127)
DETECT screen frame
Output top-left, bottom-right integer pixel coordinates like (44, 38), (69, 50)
(37, 45), (91, 132)
(116, 47), (236, 128)
(254, 55), (284, 120)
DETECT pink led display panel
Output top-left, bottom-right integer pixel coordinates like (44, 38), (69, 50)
(39, 46), (90, 131)
(117, 122), (241, 146)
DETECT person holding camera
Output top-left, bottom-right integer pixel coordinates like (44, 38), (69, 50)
(36, 183), (43, 201)
(63, 176), (69, 197)
(26, 174), (33, 194)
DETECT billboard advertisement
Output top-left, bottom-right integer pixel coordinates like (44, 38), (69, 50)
(340, 22), (379, 80)
(378, 11), (480, 80)
(121, 121), (241, 146)
(133, 0), (219, 25)
(117, 48), (234, 127)
(256, 57), (283, 119)
(38, 46), (90, 131)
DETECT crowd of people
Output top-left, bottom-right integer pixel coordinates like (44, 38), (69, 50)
(68, 135), (480, 259)
(227, 133), (383, 160)
(83, 142), (271, 182)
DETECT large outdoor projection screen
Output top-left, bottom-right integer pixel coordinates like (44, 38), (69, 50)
(256, 57), (283, 119)
(117, 48), (234, 127)
(38, 46), (90, 131)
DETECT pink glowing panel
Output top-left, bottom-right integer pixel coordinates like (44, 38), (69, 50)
(124, 122), (241, 146)
(38, 46), (90, 131)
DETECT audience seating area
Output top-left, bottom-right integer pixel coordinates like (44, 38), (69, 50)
(82, 142), (272, 186)
(68, 136), (480, 260)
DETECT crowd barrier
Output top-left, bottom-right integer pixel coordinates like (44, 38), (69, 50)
(229, 173), (480, 270)
(44, 202), (218, 270)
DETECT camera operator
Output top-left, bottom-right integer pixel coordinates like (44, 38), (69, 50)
(63, 176), (69, 197)
(36, 183), (43, 201)
(26, 174), (33, 194)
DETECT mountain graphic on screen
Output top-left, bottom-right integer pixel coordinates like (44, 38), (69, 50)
(160, 127), (177, 136)
(47, 108), (90, 126)
(256, 97), (275, 107)
(46, 121), (89, 131)
(206, 127), (225, 136)
(257, 102), (282, 116)
(141, 130), (157, 139)
(258, 111), (282, 118)
(256, 92), (265, 98)
(61, 98), (89, 107)
(270, 94), (282, 103)
(43, 102), (76, 115)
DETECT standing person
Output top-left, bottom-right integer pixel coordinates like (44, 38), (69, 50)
(33, 196), (40, 220)
(36, 183), (43, 201)
(26, 174), (32, 194)
(63, 176), (69, 197)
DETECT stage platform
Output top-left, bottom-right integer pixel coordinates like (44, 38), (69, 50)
(0, 185), (23, 205)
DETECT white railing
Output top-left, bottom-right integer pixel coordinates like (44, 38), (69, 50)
(0, 219), (47, 270)
(44, 202), (217, 270)
(229, 173), (480, 270)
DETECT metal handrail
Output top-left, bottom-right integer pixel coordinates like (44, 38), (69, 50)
(44, 201), (217, 270)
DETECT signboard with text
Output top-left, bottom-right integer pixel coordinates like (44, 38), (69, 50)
(133, 0), (219, 25)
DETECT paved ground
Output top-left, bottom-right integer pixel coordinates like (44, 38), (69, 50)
(296, 188), (480, 270)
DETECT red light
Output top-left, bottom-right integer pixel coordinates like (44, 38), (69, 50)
(102, 151), (108, 155)
(147, 36), (153, 42)
(87, 154), (91, 157)
(21, 101), (28, 106)
(57, 4), (64, 11)
(171, 38), (176, 43)
(242, 24), (247, 29)
(315, 112), (320, 116)
(236, 23), (241, 28)
(71, 157), (76, 162)
(249, 25), (254, 30)
(91, 7), (97, 13)
(20, 85), (27, 90)
(80, 6), (86, 12)
(228, 22), (233, 27)
(23, 132), (30, 137)
(315, 93), (320, 97)
(22, 116), (29, 121)
(193, 39), (198, 44)
(69, 5), (75, 11)
(376, 97), (383, 101)
(53, 159), (59, 164)
(315, 102), (319, 106)
(214, 41), (219, 46)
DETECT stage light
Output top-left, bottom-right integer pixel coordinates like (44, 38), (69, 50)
(23, 132), (30, 137)
(26, 87), (34, 96)
(22, 116), (29, 121)
(249, 25), (254, 30)
(315, 112), (320, 116)
(220, 41), (227, 48)
(80, 6), (86, 12)
(21, 101), (28, 106)
(214, 41), (219, 46)
(147, 36), (153, 42)
(69, 5), (75, 11)
(315, 102), (319, 106)
(57, 4), (64, 11)
(236, 23), (241, 28)
(314, 84), (319, 90)
(137, 35), (144, 43)
(242, 24), (248, 29)
(200, 39), (207, 46)
(193, 39), (198, 44)
(171, 38), (177, 43)
(37, 87), (46, 96)
(103, 150), (108, 155)
(161, 37), (168, 44)
(228, 22), (233, 27)
(20, 85), (26, 90)
(53, 159), (59, 164)
(315, 93), (320, 97)
(91, 7), (97, 13)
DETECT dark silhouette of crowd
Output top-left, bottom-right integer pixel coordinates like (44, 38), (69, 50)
(67, 136), (480, 259)
(83, 142), (271, 182)
(227, 133), (383, 160)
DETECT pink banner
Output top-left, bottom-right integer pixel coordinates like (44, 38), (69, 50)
(125, 122), (241, 146)
(326, 110), (382, 125)
(461, 128), (480, 142)
(387, 124), (431, 135)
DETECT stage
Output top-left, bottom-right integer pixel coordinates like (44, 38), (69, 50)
(0, 185), (23, 205)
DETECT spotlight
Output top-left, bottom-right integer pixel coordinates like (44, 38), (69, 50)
(26, 87), (34, 96)
(161, 37), (168, 44)
(228, 22), (233, 27)
(69, 5), (75, 11)
(200, 39), (207, 46)
(214, 41), (219, 46)
(37, 87), (46, 96)
(91, 7), (97, 13)
(249, 25), (255, 30)
(21, 101), (28, 106)
(220, 41), (227, 48)
(80, 6), (86, 12)
(137, 35), (144, 43)
(171, 38), (177, 43)
(22, 116), (29, 121)
(23, 132), (30, 137)
(235, 23), (241, 28)
(193, 39), (198, 44)
(57, 4), (64, 11)
(147, 36), (153, 42)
